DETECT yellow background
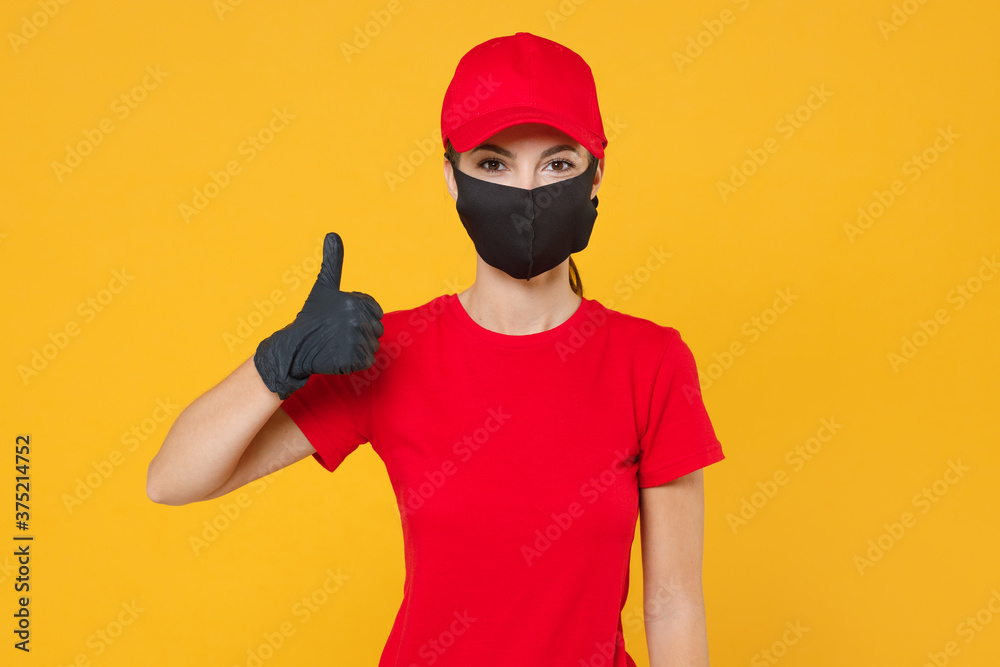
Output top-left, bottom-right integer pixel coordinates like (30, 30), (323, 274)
(3, 0), (999, 664)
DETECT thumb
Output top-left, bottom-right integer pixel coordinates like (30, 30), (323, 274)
(316, 232), (344, 290)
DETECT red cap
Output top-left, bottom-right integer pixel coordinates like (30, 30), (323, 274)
(441, 32), (607, 160)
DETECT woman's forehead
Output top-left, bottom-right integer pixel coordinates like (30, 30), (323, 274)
(469, 123), (584, 154)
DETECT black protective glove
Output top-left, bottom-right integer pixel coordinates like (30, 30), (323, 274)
(254, 232), (384, 399)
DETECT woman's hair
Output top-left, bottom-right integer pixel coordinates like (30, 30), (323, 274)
(445, 139), (596, 298)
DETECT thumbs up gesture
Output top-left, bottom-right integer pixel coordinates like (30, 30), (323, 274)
(254, 233), (385, 399)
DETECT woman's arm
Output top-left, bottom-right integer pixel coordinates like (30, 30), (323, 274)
(147, 233), (383, 506)
(639, 468), (711, 667)
(145, 354), (314, 506)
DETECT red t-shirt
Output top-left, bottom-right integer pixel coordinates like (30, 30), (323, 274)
(281, 293), (724, 666)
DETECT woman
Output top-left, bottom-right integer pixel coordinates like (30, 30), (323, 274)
(147, 32), (724, 666)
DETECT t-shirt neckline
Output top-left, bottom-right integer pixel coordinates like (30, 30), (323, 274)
(446, 292), (593, 348)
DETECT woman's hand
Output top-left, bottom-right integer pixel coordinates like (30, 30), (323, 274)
(253, 232), (384, 399)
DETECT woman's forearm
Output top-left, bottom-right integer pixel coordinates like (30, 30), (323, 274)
(146, 355), (282, 505)
(645, 595), (710, 667)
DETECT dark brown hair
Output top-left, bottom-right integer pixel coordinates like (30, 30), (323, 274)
(445, 139), (596, 298)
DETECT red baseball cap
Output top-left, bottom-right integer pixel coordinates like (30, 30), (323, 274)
(441, 32), (607, 160)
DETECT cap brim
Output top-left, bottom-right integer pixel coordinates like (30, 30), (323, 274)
(448, 107), (605, 159)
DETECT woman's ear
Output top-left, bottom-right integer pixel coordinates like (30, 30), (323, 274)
(590, 157), (604, 200)
(444, 157), (458, 202)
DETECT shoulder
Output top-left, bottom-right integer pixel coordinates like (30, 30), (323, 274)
(376, 293), (452, 342)
(381, 293), (449, 322)
(587, 300), (710, 381)
(588, 298), (680, 352)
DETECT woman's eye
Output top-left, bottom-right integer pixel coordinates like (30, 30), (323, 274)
(549, 160), (576, 172)
(476, 157), (576, 173)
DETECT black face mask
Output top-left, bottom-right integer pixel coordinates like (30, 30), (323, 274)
(451, 157), (600, 281)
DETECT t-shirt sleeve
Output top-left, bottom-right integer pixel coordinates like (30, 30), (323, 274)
(637, 329), (725, 488)
(279, 370), (373, 473)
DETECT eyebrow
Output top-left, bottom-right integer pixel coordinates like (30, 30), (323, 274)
(469, 143), (581, 159)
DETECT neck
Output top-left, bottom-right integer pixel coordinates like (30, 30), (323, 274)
(457, 258), (582, 335)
